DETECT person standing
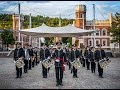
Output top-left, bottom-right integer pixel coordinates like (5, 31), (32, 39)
(23, 44), (30, 73)
(40, 43), (51, 78)
(84, 46), (90, 70)
(34, 47), (38, 66)
(71, 44), (80, 78)
(28, 45), (34, 69)
(95, 44), (106, 78)
(89, 47), (96, 73)
(68, 47), (72, 70)
(52, 42), (66, 86)
(14, 43), (24, 78)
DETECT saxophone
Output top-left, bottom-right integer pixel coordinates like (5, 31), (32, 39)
(15, 58), (25, 68)
(71, 58), (81, 69)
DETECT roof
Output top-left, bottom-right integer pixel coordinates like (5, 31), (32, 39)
(19, 23), (95, 37)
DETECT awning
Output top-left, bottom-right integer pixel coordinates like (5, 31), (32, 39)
(19, 23), (95, 37)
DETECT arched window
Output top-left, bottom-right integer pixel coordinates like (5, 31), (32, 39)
(102, 28), (107, 36)
(88, 39), (93, 46)
(96, 29), (100, 36)
(80, 14), (83, 18)
(102, 39), (107, 46)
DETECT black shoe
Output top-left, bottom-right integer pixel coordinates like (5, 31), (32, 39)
(56, 83), (59, 86)
(60, 83), (63, 86)
(19, 76), (22, 78)
(16, 76), (19, 78)
(73, 76), (75, 78)
(76, 76), (78, 78)
(100, 76), (103, 78)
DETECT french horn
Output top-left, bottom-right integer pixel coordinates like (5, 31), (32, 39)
(15, 58), (25, 68)
(71, 58), (81, 69)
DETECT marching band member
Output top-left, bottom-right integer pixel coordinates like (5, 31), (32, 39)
(52, 42), (66, 86)
(34, 47), (38, 66)
(95, 44), (106, 78)
(71, 44), (80, 78)
(84, 46), (90, 70)
(68, 47), (72, 70)
(40, 43), (51, 78)
(89, 47), (96, 73)
(23, 44), (30, 73)
(13, 43), (24, 78)
(28, 45), (34, 69)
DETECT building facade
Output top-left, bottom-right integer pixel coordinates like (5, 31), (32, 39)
(72, 4), (119, 49)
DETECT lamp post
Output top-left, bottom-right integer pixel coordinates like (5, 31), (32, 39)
(93, 4), (96, 48)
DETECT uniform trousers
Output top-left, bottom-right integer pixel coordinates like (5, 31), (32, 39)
(91, 62), (96, 73)
(16, 66), (22, 77)
(55, 66), (63, 84)
(24, 59), (28, 73)
(86, 59), (90, 70)
(42, 64), (47, 77)
(98, 63), (103, 77)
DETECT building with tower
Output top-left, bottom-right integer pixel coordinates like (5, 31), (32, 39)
(72, 4), (119, 49)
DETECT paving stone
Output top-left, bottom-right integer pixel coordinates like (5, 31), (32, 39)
(0, 57), (120, 89)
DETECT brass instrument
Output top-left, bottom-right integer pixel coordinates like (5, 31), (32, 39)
(99, 57), (111, 69)
(15, 58), (25, 68)
(42, 58), (52, 69)
(71, 58), (81, 69)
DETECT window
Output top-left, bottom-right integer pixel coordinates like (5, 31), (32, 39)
(96, 30), (99, 36)
(102, 39), (107, 46)
(80, 14), (82, 18)
(95, 39), (100, 46)
(102, 28), (107, 36)
(88, 39), (93, 46)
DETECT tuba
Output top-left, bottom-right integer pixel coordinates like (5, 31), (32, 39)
(15, 58), (25, 68)
(71, 58), (81, 69)
(99, 57), (111, 69)
(42, 57), (52, 69)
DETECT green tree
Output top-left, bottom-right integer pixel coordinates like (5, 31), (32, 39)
(110, 12), (120, 52)
(0, 29), (15, 50)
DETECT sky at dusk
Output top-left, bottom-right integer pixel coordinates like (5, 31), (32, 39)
(0, 1), (120, 20)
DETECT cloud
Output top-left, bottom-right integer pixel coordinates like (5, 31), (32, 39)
(0, 1), (120, 20)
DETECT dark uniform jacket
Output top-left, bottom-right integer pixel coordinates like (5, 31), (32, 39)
(52, 49), (66, 67)
(68, 50), (72, 61)
(14, 48), (25, 61)
(84, 49), (90, 59)
(40, 48), (51, 61)
(33, 50), (37, 57)
(71, 49), (80, 62)
(95, 49), (106, 62)
(29, 49), (34, 57)
(89, 51), (95, 62)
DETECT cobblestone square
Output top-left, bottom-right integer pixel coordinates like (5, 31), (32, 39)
(0, 57), (120, 89)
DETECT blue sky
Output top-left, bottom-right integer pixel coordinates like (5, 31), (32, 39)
(0, 1), (120, 20)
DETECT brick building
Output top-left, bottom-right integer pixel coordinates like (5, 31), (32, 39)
(72, 4), (119, 49)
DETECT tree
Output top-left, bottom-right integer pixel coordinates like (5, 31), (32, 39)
(0, 29), (15, 50)
(110, 13), (120, 52)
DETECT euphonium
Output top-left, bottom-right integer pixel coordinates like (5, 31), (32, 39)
(71, 58), (81, 69)
(15, 58), (25, 68)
